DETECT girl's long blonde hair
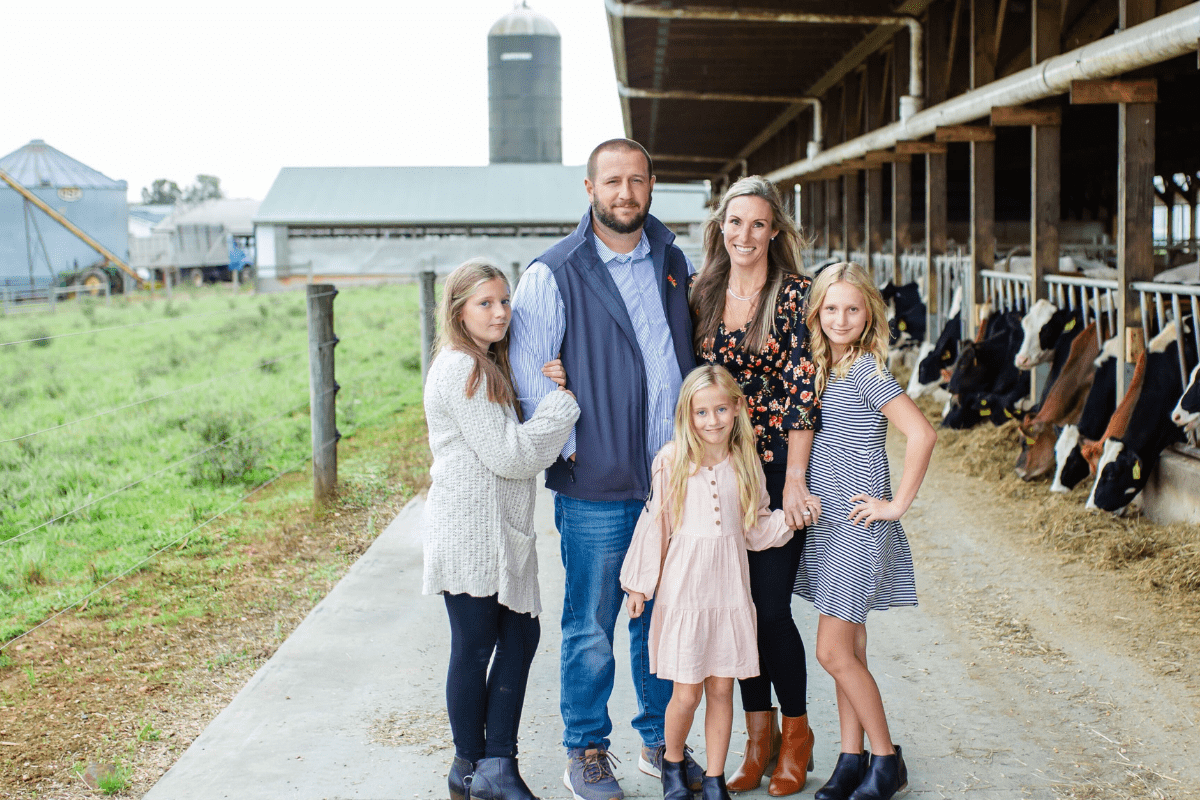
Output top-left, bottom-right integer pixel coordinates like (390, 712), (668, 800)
(804, 262), (890, 397)
(436, 258), (521, 418)
(664, 365), (762, 532)
(689, 176), (805, 354)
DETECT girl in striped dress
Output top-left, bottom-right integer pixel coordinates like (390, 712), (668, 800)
(795, 263), (937, 800)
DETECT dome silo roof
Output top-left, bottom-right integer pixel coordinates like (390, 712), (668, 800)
(0, 139), (124, 189)
(489, 2), (559, 36)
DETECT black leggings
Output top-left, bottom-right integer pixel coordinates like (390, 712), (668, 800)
(444, 592), (540, 761)
(737, 466), (809, 718)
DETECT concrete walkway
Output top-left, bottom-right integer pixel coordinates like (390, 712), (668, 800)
(144, 484), (1067, 800)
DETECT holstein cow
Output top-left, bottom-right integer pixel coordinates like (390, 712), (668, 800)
(943, 311), (1029, 429)
(908, 286), (963, 399)
(1086, 320), (1197, 512)
(882, 281), (927, 347)
(1013, 321), (1100, 480)
(1171, 362), (1200, 446)
(1077, 345), (1147, 493)
(1014, 299), (1083, 370)
(1051, 336), (1122, 491)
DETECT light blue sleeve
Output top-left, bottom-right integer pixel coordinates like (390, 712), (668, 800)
(509, 262), (576, 459)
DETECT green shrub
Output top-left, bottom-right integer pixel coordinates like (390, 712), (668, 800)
(187, 411), (265, 486)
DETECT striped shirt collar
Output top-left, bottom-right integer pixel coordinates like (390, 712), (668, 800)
(593, 229), (651, 265)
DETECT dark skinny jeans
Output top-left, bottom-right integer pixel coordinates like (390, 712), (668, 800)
(737, 465), (809, 718)
(444, 592), (540, 761)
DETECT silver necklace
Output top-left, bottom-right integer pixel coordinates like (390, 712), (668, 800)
(726, 284), (762, 302)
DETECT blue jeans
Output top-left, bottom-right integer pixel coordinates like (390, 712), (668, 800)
(555, 493), (673, 751)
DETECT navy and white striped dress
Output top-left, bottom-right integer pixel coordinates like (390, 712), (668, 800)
(794, 355), (918, 623)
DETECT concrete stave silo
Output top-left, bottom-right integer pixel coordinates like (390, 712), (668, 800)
(488, 2), (562, 164)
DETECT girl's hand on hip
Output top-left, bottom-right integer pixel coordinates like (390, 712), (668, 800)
(848, 494), (900, 527)
(542, 358), (567, 387)
(626, 591), (646, 619)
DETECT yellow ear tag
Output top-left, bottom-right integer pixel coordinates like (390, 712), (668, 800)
(1132, 462), (1141, 480)
(1004, 408), (1014, 418)
(899, 320), (907, 331)
(1026, 436), (1036, 445)
(980, 407), (991, 416)
(1064, 318), (1076, 332)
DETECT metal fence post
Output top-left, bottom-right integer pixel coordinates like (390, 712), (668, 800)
(49, 283), (56, 312)
(104, 279), (111, 306)
(307, 284), (339, 505)
(419, 270), (437, 382)
(2, 286), (8, 316)
(165, 268), (173, 300)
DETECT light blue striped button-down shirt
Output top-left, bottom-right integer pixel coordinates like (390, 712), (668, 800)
(509, 229), (694, 461)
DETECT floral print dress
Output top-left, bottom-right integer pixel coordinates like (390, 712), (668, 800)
(694, 275), (820, 464)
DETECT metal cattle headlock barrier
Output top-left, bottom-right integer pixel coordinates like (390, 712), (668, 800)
(1135, 281), (1200, 386)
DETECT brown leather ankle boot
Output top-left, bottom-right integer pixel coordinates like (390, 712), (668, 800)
(726, 708), (781, 792)
(768, 713), (815, 796)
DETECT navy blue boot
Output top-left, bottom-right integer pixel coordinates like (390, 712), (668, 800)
(662, 758), (691, 800)
(468, 757), (538, 800)
(449, 755), (474, 800)
(847, 746), (907, 800)
(814, 751), (870, 800)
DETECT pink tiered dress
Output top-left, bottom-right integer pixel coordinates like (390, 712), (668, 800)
(619, 443), (793, 684)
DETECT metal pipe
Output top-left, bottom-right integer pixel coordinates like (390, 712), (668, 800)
(604, 0), (924, 109)
(767, 2), (1200, 184)
(618, 85), (824, 153)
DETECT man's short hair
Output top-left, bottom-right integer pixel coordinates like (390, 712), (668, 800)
(586, 139), (654, 182)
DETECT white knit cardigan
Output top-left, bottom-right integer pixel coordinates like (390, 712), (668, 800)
(421, 348), (579, 616)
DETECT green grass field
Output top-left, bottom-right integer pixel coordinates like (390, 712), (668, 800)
(0, 283), (425, 642)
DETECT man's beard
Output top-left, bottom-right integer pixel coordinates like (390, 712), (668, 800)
(592, 195), (652, 235)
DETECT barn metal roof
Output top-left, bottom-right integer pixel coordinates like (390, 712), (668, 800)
(254, 164), (708, 227)
(0, 139), (126, 189)
(606, 0), (933, 185)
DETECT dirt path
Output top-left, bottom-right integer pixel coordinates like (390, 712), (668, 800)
(899, 428), (1200, 798)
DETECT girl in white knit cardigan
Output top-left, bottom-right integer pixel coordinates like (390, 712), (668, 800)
(422, 258), (579, 800)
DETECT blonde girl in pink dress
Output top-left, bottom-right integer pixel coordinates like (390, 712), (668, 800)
(620, 365), (793, 800)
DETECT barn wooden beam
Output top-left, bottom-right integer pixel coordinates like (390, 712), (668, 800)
(895, 140), (949, 154)
(1069, 78), (1159, 104)
(891, 30), (912, 283)
(925, 0), (950, 337)
(991, 105), (1062, 126)
(865, 56), (887, 268)
(1115, 0), (1157, 397)
(935, 124), (996, 142)
(844, 73), (863, 254)
(1029, 0), (1062, 311)
(968, 0), (997, 339)
(868, 150), (913, 163)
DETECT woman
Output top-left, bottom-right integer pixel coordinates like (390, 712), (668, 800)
(689, 176), (821, 797)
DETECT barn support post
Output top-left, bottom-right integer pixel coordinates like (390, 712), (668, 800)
(967, 0), (997, 339)
(864, 57), (885, 273)
(1115, 0), (1157, 397)
(923, 0), (949, 339)
(827, 178), (843, 254)
(891, 29), (913, 285)
(306, 284), (339, 506)
(420, 270), (438, 383)
(813, 181), (827, 254)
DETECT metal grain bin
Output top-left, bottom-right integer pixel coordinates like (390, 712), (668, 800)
(488, 3), (562, 164)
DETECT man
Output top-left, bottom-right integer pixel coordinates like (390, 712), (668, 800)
(509, 139), (701, 800)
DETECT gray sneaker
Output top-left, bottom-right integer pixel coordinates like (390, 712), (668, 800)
(564, 746), (624, 800)
(638, 743), (704, 791)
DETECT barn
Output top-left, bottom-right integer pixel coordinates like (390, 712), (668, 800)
(0, 139), (129, 283)
(252, 164), (708, 286)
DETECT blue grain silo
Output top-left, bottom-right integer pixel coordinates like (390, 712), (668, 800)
(0, 139), (129, 281)
(488, 2), (562, 164)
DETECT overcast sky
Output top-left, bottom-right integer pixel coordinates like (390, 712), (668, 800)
(2, 1), (625, 202)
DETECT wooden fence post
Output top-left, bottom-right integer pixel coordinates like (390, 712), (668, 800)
(419, 270), (437, 382)
(307, 284), (339, 505)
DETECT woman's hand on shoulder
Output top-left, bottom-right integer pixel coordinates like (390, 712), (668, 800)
(847, 493), (903, 526)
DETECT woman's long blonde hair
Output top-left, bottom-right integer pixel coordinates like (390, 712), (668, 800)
(436, 258), (521, 417)
(690, 176), (805, 354)
(804, 262), (890, 397)
(663, 365), (762, 532)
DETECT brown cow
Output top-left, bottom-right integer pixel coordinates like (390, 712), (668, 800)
(1014, 322), (1101, 479)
